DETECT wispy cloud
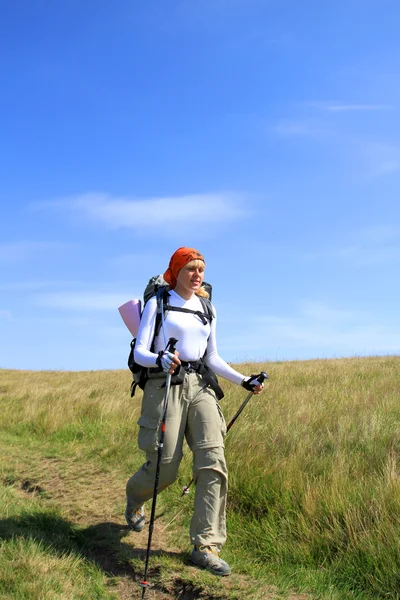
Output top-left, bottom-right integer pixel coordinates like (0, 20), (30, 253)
(0, 241), (72, 263)
(300, 301), (357, 322)
(168, 0), (270, 31)
(34, 291), (136, 311)
(273, 119), (331, 138)
(311, 101), (390, 112)
(217, 298), (400, 361)
(337, 245), (400, 266)
(0, 310), (12, 321)
(0, 280), (78, 292)
(36, 192), (249, 230)
(273, 102), (398, 179)
(363, 142), (400, 175)
(326, 104), (390, 112)
(354, 225), (400, 246)
(251, 300), (400, 358)
(304, 225), (400, 267)
(107, 251), (164, 271)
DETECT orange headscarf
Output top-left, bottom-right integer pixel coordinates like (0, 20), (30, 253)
(163, 247), (205, 289)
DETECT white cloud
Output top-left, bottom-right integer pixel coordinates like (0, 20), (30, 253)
(34, 291), (136, 311)
(273, 119), (331, 138)
(0, 241), (72, 263)
(107, 251), (164, 272)
(379, 161), (400, 174)
(312, 102), (390, 112)
(303, 226), (400, 267)
(273, 101), (386, 139)
(361, 225), (400, 241)
(37, 192), (249, 230)
(300, 301), (357, 322)
(0, 280), (78, 292)
(0, 310), (12, 320)
(246, 301), (400, 359)
(363, 142), (400, 175)
(274, 103), (399, 179)
(168, 0), (268, 31)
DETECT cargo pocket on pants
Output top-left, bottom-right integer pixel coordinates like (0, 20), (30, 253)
(216, 401), (227, 438)
(137, 414), (160, 454)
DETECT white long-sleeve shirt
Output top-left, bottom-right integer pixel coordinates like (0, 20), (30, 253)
(134, 289), (244, 386)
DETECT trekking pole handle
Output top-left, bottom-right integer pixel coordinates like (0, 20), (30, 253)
(167, 337), (178, 354)
(229, 371), (268, 428)
(257, 371), (268, 384)
(242, 370), (268, 392)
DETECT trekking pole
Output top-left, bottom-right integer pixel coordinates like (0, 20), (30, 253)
(181, 371), (268, 497)
(139, 337), (178, 598)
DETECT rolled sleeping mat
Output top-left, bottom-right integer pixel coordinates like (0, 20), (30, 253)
(118, 299), (142, 337)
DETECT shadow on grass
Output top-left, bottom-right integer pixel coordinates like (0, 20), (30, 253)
(0, 513), (186, 589)
(0, 513), (232, 599)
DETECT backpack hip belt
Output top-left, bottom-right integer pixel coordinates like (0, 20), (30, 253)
(174, 359), (224, 400)
(179, 359), (203, 373)
(146, 358), (224, 401)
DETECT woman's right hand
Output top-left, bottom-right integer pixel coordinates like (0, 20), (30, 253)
(158, 350), (181, 374)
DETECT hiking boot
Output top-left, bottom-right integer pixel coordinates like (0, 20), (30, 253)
(125, 506), (145, 532)
(190, 545), (231, 576)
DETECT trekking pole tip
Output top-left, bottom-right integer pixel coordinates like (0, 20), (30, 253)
(139, 580), (149, 597)
(182, 486), (190, 495)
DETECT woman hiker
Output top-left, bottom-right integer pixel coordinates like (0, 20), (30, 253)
(125, 247), (264, 576)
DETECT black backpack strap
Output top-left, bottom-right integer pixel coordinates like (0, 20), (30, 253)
(198, 296), (215, 322)
(198, 362), (224, 400)
(196, 297), (222, 397)
(162, 357), (224, 400)
(151, 291), (216, 377)
(152, 287), (170, 350)
(154, 291), (214, 340)
(128, 338), (152, 397)
(163, 304), (211, 325)
(130, 379), (140, 397)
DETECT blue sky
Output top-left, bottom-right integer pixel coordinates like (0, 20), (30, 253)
(1, 0), (399, 371)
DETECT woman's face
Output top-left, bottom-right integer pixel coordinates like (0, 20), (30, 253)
(175, 260), (205, 296)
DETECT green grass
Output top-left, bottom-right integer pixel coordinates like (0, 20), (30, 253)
(1, 356), (400, 598)
(0, 485), (116, 600)
(224, 357), (400, 598)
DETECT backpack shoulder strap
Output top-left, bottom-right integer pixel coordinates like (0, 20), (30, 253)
(163, 296), (214, 326)
(152, 286), (170, 348)
(153, 291), (214, 347)
(198, 296), (215, 321)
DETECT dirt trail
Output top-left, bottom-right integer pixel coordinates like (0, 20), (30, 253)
(1, 443), (311, 600)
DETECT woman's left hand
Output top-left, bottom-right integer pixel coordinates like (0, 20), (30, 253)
(252, 382), (264, 394)
(242, 375), (265, 394)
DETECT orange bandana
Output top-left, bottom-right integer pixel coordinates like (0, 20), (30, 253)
(163, 247), (205, 288)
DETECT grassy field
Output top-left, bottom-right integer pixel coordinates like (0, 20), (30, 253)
(1, 356), (400, 599)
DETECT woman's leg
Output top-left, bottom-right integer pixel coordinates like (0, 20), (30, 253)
(126, 376), (188, 512)
(185, 374), (228, 551)
(190, 446), (228, 550)
(126, 455), (181, 509)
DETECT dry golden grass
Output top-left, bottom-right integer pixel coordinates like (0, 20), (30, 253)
(1, 355), (400, 599)
(0, 369), (136, 431)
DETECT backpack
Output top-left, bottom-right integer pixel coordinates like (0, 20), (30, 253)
(128, 275), (223, 399)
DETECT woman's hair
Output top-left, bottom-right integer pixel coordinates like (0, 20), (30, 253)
(187, 259), (204, 269)
(186, 259), (210, 299)
(196, 287), (210, 299)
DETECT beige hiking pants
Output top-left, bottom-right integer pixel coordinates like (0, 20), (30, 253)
(126, 371), (228, 550)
